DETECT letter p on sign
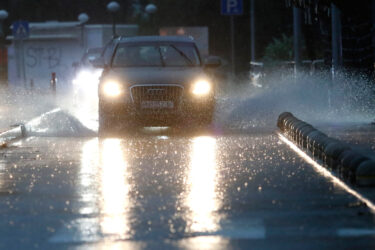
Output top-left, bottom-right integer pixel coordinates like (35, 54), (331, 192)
(221, 0), (243, 15)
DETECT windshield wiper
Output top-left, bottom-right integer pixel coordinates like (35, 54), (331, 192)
(158, 47), (166, 67)
(169, 45), (194, 66)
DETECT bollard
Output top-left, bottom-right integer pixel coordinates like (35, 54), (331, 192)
(299, 126), (316, 148)
(348, 155), (370, 183)
(277, 112), (374, 185)
(277, 112), (294, 129)
(291, 121), (306, 142)
(356, 160), (375, 186)
(339, 151), (362, 178)
(50, 72), (57, 96)
(311, 133), (328, 158)
(284, 117), (300, 137)
(323, 142), (350, 169)
(295, 123), (312, 146)
(306, 131), (323, 153)
(30, 79), (34, 91)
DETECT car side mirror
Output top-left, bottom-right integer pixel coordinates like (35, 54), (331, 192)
(204, 56), (222, 68)
(91, 57), (106, 68)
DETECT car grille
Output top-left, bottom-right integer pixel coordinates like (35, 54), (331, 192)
(130, 85), (184, 113)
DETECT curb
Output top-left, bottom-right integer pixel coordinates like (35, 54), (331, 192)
(277, 112), (375, 187)
(0, 123), (27, 147)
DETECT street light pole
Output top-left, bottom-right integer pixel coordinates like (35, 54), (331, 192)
(0, 10), (8, 86)
(78, 13), (89, 48)
(293, 6), (302, 76)
(145, 3), (158, 35)
(107, 1), (120, 38)
(0, 10), (8, 38)
(250, 0), (255, 62)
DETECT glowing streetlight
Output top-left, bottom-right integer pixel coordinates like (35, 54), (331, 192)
(107, 1), (120, 37)
(0, 10), (8, 38)
(145, 4), (157, 14)
(78, 13), (89, 47)
(145, 3), (158, 35)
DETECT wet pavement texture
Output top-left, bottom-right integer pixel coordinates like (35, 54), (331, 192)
(1, 78), (375, 249)
(1, 129), (375, 249)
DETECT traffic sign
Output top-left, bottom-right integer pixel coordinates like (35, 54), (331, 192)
(221, 0), (243, 15)
(12, 21), (29, 39)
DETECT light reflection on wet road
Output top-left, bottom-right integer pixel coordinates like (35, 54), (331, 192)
(1, 128), (375, 249)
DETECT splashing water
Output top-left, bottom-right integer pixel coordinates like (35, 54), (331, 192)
(217, 71), (375, 132)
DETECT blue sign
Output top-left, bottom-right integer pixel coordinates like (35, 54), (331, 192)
(221, 0), (243, 15)
(12, 21), (29, 39)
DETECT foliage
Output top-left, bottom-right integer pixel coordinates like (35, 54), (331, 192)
(262, 34), (293, 62)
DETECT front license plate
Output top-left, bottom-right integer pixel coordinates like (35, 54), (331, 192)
(141, 101), (174, 109)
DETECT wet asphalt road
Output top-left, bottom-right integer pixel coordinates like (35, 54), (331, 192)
(1, 126), (375, 249)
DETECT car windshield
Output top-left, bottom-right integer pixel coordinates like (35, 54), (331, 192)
(112, 42), (201, 67)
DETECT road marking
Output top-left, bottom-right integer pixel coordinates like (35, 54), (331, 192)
(338, 228), (375, 237)
(278, 133), (375, 213)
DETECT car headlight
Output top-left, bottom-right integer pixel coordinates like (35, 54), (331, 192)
(102, 81), (123, 97)
(192, 80), (212, 96)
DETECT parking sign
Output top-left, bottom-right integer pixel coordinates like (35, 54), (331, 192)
(221, 0), (243, 15)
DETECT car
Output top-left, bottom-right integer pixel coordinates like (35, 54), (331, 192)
(72, 47), (103, 106)
(94, 36), (221, 133)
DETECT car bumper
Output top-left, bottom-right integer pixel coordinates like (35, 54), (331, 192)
(99, 96), (214, 121)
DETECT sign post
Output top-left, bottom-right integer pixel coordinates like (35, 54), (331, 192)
(12, 21), (29, 87)
(221, 0), (243, 78)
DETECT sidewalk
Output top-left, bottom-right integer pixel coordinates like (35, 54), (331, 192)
(317, 123), (375, 159)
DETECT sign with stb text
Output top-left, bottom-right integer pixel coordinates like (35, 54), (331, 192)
(221, 0), (243, 15)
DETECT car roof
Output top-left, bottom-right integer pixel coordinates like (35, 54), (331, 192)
(118, 35), (195, 44)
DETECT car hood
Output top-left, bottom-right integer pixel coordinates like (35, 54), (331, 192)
(104, 67), (207, 86)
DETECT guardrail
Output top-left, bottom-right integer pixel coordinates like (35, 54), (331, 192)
(250, 59), (327, 76)
(277, 112), (375, 186)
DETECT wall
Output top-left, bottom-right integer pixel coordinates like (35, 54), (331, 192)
(7, 22), (138, 92)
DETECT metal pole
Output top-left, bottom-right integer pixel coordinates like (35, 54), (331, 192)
(331, 3), (342, 77)
(51, 72), (56, 97)
(230, 15), (235, 77)
(0, 20), (5, 85)
(112, 14), (117, 37)
(20, 38), (26, 88)
(80, 24), (84, 47)
(330, 3), (342, 110)
(250, 0), (255, 62)
(293, 7), (302, 75)
(0, 20), (3, 38)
